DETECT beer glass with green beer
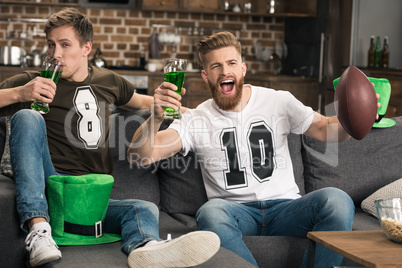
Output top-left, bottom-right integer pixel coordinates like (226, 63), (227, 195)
(163, 58), (187, 119)
(31, 57), (63, 114)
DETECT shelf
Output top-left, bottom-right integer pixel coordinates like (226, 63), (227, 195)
(218, 11), (316, 18)
(0, 18), (47, 23)
(0, 0), (79, 7)
(147, 9), (316, 18)
(1, 1), (315, 18)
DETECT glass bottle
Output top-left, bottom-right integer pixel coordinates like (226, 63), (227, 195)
(381, 36), (389, 68)
(139, 43), (146, 70)
(373, 36), (382, 68)
(367, 36), (375, 68)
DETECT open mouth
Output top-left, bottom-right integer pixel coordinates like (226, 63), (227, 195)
(219, 79), (235, 95)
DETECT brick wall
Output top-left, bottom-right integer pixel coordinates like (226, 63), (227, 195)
(0, 4), (284, 73)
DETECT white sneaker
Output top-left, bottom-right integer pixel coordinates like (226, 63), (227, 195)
(128, 231), (220, 268)
(25, 229), (62, 267)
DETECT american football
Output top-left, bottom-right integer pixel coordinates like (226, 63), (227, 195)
(333, 66), (377, 140)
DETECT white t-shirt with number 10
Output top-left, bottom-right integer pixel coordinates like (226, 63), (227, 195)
(169, 85), (314, 203)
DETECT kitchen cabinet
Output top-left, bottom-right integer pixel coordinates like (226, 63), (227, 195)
(279, 0), (317, 17)
(141, 0), (179, 11)
(182, 0), (220, 13)
(183, 76), (211, 108)
(263, 76), (319, 110)
(141, 0), (219, 13)
(141, 0), (317, 17)
(247, 75), (319, 110)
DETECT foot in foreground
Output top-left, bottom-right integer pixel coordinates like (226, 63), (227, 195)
(25, 228), (62, 267)
(128, 231), (220, 268)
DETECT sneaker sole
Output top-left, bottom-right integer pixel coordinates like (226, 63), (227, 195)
(128, 231), (220, 268)
(30, 248), (62, 267)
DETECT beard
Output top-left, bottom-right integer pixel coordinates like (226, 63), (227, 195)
(208, 75), (244, 111)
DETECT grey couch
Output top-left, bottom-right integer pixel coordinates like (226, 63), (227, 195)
(1, 109), (402, 268)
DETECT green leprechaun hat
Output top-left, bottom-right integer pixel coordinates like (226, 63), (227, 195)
(333, 76), (396, 128)
(47, 174), (121, 245)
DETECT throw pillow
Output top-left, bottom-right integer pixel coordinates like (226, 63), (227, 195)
(361, 178), (402, 218)
(0, 116), (13, 178)
(158, 151), (208, 217)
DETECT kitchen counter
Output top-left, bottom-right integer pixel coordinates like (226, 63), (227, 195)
(0, 66), (320, 109)
(0, 65), (319, 81)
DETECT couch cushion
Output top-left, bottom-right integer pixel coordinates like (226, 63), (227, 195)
(109, 109), (160, 205)
(361, 178), (402, 218)
(352, 208), (381, 230)
(243, 236), (307, 268)
(302, 116), (402, 205)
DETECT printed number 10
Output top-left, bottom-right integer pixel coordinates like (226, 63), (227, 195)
(221, 123), (274, 188)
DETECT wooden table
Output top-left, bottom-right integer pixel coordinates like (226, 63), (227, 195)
(307, 230), (402, 268)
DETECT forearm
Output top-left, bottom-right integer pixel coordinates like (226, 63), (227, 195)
(136, 94), (154, 110)
(0, 87), (22, 108)
(326, 116), (350, 142)
(305, 112), (350, 142)
(0, 87), (32, 117)
(120, 93), (154, 110)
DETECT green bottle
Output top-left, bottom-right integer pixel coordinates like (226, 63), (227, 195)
(381, 36), (389, 68)
(374, 36), (382, 68)
(367, 36), (375, 68)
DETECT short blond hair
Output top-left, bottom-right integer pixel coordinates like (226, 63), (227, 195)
(44, 8), (93, 46)
(196, 31), (241, 69)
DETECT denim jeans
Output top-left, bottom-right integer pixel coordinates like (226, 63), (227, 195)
(10, 109), (161, 255)
(196, 187), (355, 267)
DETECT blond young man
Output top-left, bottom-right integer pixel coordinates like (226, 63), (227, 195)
(128, 32), (361, 267)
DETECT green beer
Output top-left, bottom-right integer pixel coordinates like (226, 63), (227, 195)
(162, 58), (187, 119)
(163, 71), (186, 118)
(31, 58), (63, 114)
(31, 101), (50, 114)
(40, 69), (63, 83)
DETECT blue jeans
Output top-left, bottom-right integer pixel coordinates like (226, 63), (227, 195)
(196, 188), (355, 267)
(10, 109), (161, 255)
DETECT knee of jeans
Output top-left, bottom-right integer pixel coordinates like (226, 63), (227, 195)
(143, 201), (159, 215)
(128, 200), (159, 216)
(196, 199), (230, 224)
(320, 187), (355, 215)
(11, 110), (45, 131)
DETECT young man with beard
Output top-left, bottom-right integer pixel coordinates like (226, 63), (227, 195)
(128, 31), (356, 267)
(0, 8), (220, 267)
